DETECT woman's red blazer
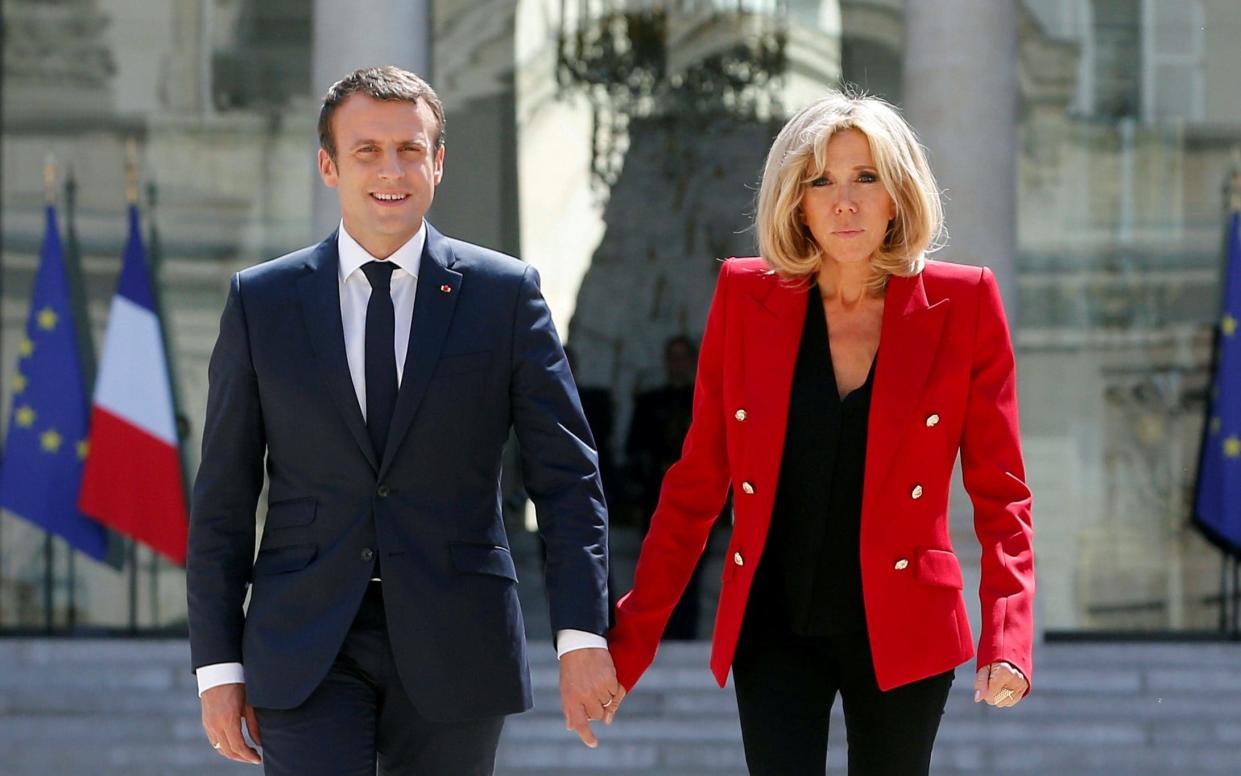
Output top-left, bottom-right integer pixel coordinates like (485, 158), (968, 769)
(609, 257), (1035, 693)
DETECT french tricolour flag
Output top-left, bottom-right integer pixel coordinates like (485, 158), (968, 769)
(79, 205), (188, 565)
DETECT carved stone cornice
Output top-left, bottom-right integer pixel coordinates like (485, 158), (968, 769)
(3, 0), (115, 114)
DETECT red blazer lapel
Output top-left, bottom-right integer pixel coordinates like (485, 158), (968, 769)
(866, 271), (950, 493)
(740, 273), (807, 519)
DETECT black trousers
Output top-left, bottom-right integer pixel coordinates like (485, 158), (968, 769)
(732, 617), (953, 776)
(254, 582), (505, 776)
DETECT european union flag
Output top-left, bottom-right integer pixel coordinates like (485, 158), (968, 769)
(0, 205), (108, 560)
(1195, 208), (1241, 555)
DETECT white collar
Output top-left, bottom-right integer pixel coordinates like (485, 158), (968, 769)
(336, 220), (425, 282)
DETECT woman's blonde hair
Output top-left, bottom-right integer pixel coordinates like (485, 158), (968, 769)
(755, 90), (944, 291)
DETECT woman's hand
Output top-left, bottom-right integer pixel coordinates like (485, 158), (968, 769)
(974, 661), (1028, 708)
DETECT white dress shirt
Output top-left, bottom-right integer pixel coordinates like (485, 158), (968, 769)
(197, 222), (605, 696)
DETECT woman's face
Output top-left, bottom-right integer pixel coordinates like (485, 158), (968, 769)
(799, 128), (895, 266)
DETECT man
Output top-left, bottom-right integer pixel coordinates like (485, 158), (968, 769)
(625, 335), (704, 639)
(188, 66), (620, 776)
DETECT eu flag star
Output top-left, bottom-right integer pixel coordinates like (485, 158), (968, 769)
(18, 337), (34, 357)
(76, 439), (90, 460)
(37, 307), (58, 331)
(40, 429), (63, 453)
(1225, 436), (1241, 458)
(1224, 314), (1238, 337)
(15, 405), (36, 427)
(12, 373), (27, 394)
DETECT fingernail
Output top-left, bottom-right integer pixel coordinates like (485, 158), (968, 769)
(973, 690), (981, 702)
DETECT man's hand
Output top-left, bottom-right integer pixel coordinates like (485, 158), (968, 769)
(558, 647), (624, 748)
(974, 661), (1030, 708)
(201, 683), (262, 764)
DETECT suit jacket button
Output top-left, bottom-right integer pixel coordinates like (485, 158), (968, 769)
(734, 409), (747, 421)
(361, 548), (375, 562)
(741, 481), (755, 495)
(894, 558), (909, 571)
(911, 484), (924, 500)
(733, 552), (745, 567)
(925, 413), (940, 427)
(377, 484), (391, 497)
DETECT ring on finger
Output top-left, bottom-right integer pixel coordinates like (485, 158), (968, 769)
(994, 687), (1015, 703)
(212, 741), (223, 750)
(601, 697), (614, 708)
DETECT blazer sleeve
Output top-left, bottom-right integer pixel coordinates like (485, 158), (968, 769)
(186, 272), (266, 671)
(609, 261), (734, 691)
(509, 265), (610, 639)
(961, 267), (1035, 686)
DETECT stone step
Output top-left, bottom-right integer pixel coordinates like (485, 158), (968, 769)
(5, 637), (1240, 672)
(3, 639), (1240, 776)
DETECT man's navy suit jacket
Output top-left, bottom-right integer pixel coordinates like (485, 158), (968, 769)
(186, 224), (609, 722)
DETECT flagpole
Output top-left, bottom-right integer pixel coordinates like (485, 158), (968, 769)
(1228, 151), (1241, 638)
(1221, 554), (1230, 632)
(145, 180), (173, 629)
(125, 139), (140, 633)
(1233, 555), (1240, 638)
(41, 156), (60, 632)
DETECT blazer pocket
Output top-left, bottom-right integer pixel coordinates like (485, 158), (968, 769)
(449, 542), (518, 582)
(252, 544), (317, 576)
(433, 351), (492, 379)
(914, 547), (964, 589)
(264, 497), (317, 529)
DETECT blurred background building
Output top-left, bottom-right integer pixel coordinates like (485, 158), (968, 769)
(3, 0), (1241, 660)
(5, 2), (1241, 774)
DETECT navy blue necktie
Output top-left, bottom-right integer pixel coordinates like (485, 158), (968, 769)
(361, 261), (398, 461)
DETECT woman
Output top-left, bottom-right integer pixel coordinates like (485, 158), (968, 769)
(606, 92), (1035, 775)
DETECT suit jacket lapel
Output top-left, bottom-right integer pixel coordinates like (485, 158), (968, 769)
(865, 271), (949, 493)
(297, 232), (379, 472)
(379, 224), (462, 478)
(743, 273), (808, 499)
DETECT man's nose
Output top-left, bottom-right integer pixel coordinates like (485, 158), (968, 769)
(377, 149), (402, 178)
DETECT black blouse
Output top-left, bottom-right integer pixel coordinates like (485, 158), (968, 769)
(748, 287), (875, 636)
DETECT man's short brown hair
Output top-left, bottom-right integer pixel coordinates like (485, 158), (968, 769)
(318, 66), (446, 159)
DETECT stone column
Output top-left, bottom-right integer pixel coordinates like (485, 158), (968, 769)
(903, 0), (1029, 644)
(311, 0), (432, 235)
(902, 0), (1019, 315)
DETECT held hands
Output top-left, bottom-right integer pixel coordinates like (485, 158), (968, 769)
(974, 661), (1029, 709)
(558, 647), (626, 748)
(200, 683), (262, 764)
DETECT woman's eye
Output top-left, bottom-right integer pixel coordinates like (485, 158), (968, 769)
(858, 172), (878, 183)
(810, 176), (829, 187)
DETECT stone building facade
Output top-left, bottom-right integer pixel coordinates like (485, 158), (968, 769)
(2, 0), (1240, 636)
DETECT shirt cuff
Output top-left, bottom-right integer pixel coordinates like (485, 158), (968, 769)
(556, 629), (608, 658)
(196, 662), (245, 696)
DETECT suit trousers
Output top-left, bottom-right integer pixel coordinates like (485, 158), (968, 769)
(254, 582), (506, 776)
(731, 611), (953, 776)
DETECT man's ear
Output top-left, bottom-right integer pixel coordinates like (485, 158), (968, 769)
(318, 148), (339, 188)
(432, 145), (445, 185)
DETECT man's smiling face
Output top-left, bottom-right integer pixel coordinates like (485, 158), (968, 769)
(318, 93), (444, 258)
